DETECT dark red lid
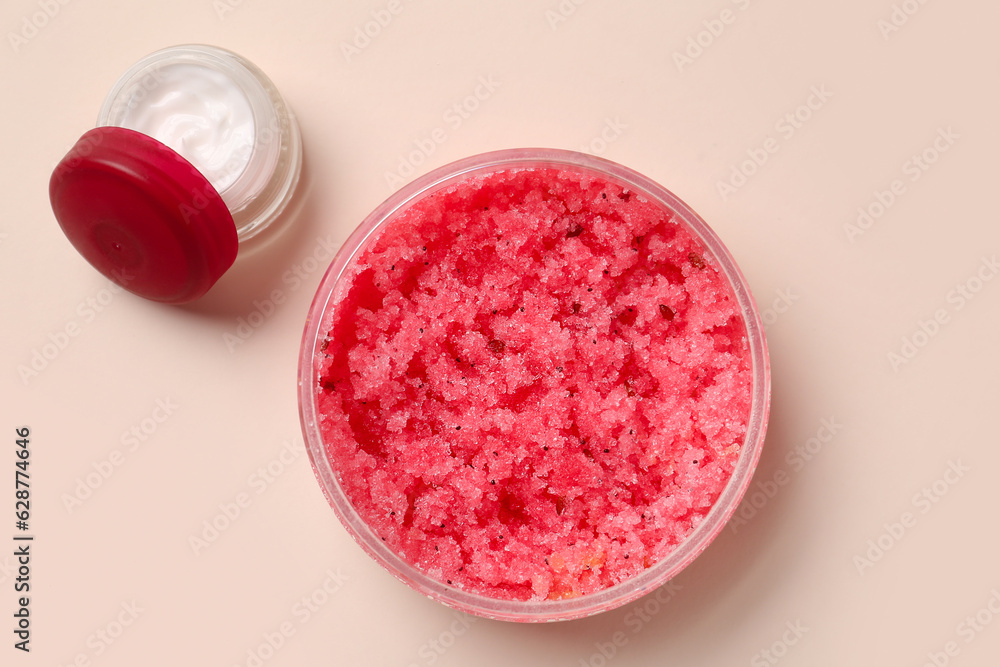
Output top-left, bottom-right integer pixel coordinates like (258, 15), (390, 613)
(49, 127), (238, 304)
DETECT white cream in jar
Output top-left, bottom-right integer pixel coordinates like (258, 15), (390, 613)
(115, 63), (257, 194)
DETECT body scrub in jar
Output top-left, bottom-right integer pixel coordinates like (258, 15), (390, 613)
(299, 149), (770, 622)
(49, 44), (302, 303)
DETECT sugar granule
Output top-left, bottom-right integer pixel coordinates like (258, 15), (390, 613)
(316, 168), (752, 601)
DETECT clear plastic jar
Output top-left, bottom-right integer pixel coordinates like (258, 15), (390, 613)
(50, 44), (302, 303)
(298, 148), (771, 622)
(96, 44), (302, 241)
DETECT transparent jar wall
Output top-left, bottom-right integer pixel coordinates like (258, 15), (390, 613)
(97, 44), (302, 242)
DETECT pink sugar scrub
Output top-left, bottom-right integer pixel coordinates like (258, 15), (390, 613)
(312, 166), (753, 602)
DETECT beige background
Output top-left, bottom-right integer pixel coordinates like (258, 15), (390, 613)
(2, 0), (999, 665)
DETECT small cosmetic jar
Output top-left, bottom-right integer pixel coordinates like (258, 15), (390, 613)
(298, 149), (771, 622)
(49, 44), (302, 303)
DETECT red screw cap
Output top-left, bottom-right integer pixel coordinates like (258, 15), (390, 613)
(49, 127), (239, 304)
